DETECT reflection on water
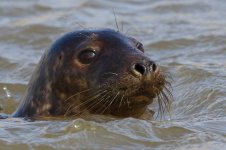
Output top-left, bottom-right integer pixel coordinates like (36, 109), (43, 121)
(0, 0), (226, 149)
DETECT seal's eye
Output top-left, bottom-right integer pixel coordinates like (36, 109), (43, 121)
(78, 49), (96, 64)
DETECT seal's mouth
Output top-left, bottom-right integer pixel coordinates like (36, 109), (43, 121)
(131, 95), (152, 104)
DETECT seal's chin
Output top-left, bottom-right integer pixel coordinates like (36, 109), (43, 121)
(129, 95), (153, 105)
(121, 82), (161, 106)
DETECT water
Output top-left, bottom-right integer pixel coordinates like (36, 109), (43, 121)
(0, 0), (226, 149)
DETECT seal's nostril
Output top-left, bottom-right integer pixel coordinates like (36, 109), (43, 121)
(133, 63), (146, 76)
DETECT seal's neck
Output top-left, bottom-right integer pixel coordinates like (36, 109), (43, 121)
(13, 53), (61, 117)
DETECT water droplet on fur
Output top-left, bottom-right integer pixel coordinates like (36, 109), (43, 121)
(3, 86), (11, 98)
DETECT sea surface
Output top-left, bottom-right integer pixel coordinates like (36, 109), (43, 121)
(0, 0), (226, 149)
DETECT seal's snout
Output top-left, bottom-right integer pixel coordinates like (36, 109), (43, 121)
(131, 60), (157, 78)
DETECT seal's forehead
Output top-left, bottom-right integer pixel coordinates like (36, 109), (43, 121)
(48, 28), (137, 56)
(76, 28), (128, 41)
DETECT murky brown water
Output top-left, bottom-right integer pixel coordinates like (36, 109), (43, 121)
(0, 0), (226, 149)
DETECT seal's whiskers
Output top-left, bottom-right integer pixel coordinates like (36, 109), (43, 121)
(64, 89), (108, 116)
(84, 90), (112, 112)
(70, 88), (113, 117)
(64, 88), (93, 102)
(118, 94), (125, 111)
(100, 92), (120, 115)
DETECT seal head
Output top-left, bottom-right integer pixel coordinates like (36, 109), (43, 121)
(13, 29), (171, 119)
